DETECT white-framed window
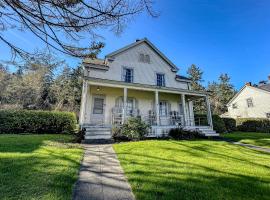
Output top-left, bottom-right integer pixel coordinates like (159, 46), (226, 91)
(139, 53), (150, 63)
(122, 67), (134, 83)
(266, 113), (270, 118)
(156, 73), (165, 87)
(159, 101), (168, 116)
(232, 103), (238, 109)
(246, 98), (254, 108)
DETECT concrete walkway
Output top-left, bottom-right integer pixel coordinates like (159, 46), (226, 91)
(230, 141), (270, 153)
(72, 144), (135, 200)
(220, 138), (270, 153)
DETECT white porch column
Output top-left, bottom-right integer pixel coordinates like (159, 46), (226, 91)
(122, 87), (128, 124)
(181, 94), (188, 126)
(205, 96), (213, 128)
(79, 80), (89, 125)
(155, 90), (160, 125)
(188, 101), (195, 126)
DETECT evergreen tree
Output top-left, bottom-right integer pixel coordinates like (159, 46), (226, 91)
(187, 64), (206, 113)
(208, 73), (236, 115)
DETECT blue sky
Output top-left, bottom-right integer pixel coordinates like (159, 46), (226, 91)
(1, 0), (270, 89)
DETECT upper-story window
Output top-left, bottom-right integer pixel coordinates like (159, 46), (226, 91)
(156, 73), (165, 87)
(139, 53), (150, 63)
(266, 113), (270, 118)
(122, 67), (134, 83)
(246, 98), (254, 108)
(232, 103), (238, 109)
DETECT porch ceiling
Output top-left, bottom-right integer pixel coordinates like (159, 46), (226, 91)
(84, 76), (208, 97)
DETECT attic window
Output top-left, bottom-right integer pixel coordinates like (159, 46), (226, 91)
(232, 103), (237, 109)
(266, 113), (270, 118)
(139, 53), (150, 63)
(246, 98), (254, 108)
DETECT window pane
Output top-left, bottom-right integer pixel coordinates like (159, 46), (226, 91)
(157, 73), (165, 86)
(123, 68), (133, 83)
(159, 101), (167, 116)
(145, 55), (150, 63)
(139, 54), (144, 62)
(93, 98), (104, 114)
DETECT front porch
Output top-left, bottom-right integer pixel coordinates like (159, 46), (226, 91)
(80, 80), (216, 139)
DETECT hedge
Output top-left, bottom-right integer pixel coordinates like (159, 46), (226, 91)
(236, 118), (270, 133)
(222, 118), (236, 132)
(0, 110), (77, 134)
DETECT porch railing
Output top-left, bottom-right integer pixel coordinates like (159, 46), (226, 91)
(112, 109), (186, 126)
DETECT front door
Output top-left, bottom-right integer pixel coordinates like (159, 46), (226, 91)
(91, 95), (105, 125)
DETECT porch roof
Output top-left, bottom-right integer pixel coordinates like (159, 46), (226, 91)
(84, 76), (208, 97)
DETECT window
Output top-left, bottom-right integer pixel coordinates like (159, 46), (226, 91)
(159, 101), (168, 116)
(266, 113), (270, 118)
(246, 98), (254, 108)
(156, 73), (165, 87)
(139, 53), (150, 63)
(122, 67), (134, 83)
(232, 103), (238, 109)
(145, 54), (150, 63)
(93, 97), (104, 114)
(179, 103), (184, 114)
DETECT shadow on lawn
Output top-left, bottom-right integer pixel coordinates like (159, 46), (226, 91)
(0, 135), (81, 199)
(116, 141), (270, 200)
(0, 134), (72, 153)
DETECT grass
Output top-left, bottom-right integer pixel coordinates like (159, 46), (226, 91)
(222, 132), (270, 148)
(0, 134), (83, 200)
(114, 140), (270, 200)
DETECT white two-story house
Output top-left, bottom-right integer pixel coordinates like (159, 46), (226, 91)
(227, 79), (270, 119)
(79, 38), (217, 140)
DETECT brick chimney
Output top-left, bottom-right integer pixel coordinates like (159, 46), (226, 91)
(245, 82), (252, 86)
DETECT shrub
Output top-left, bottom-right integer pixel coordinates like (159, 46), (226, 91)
(212, 115), (227, 133)
(236, 118), (270, 133)
(169, 128), (200, 140)
(0, 110), (77, 134)
(112, 126), (130, 142)
(121, 117), (150, 140)
(222, 118), (236, 133)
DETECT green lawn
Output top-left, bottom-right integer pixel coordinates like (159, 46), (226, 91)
(222, 132), (270, 148)
(0, 134), (83, 200)
(114, 140), (270, 200)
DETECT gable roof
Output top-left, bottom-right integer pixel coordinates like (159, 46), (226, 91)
(175, 75), (192, 82)
(83, 58), (109, 70)
(106, 38), (178, 72)
(258, 83), (270, 92)
(227, 84), (270, 106)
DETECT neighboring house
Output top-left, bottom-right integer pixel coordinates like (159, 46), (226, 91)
(79, 38), (217, 140)
(227, 79), (270, 119)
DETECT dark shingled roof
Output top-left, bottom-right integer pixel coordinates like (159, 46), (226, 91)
(258, 83), (270, 92)
(176, 75), (191, 81)
(83, 58), (106, 66)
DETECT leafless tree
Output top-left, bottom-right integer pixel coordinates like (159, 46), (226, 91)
(0, 0), (157, 59)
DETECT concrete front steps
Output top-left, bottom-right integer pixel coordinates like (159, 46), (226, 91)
(185, 126), (219, 137)
(82, 125), (113, 143)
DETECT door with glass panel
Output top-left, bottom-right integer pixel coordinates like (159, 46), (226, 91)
(91, 95), (105, 125)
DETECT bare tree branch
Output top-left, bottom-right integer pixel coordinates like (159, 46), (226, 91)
(0, 0), (157, 59)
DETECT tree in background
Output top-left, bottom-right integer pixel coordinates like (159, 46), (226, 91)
(0, 0), (157, 58)
(187, 64), (206, 113)
(51, 66), (83, 114)
(207, 73), (236, 115)
(187, 64), (205, 91)
(0, 51), (82, 113)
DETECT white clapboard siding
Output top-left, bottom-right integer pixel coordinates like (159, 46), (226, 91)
(87, 42), (189, 89)
(227, 86), (270, 118)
